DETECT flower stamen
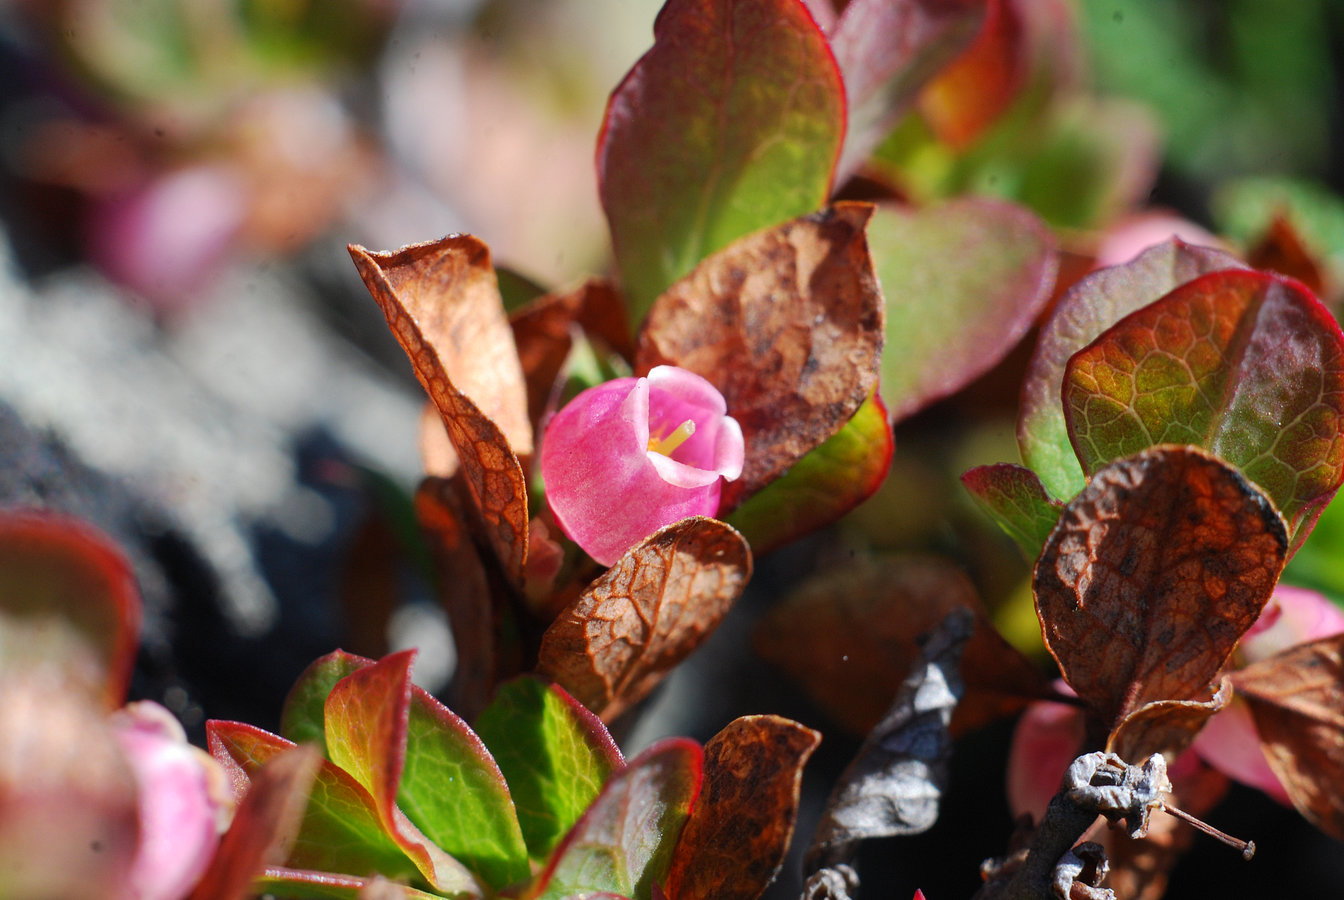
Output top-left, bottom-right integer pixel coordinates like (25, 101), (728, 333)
(648, 419), (696, 456)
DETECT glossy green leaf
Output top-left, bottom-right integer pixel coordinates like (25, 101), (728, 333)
(1064, 269), (1344, 548)
(401, 683), (531, 889)
(473, 677), (624, 862)
(526, 740), (702, 900)
(280, 649), (374, 755)
(206, 721), (423, 886)
(1018, 239), (1246, 500)
(871, 197), (1057, 423)
(726, 390), (893, 555)
(960, 463), (1061, 559)
(597, 0), (844, 319)
(323, 651), (483, 895)
(0, 511), (140, 708)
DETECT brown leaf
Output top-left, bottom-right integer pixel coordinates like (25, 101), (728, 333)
(535, 516), (752, 720)
(1107, 677), (1232, 763)
(188, 745), (322, 900)
(754, 554), (1052, 736)
(635, 203), (885, 508)
(1034, 446), (1288, 734)
(351, 240), (529, 578)
(666, 716), (821, 900)
(1247, 215), (1326, 298)
(1233, 633), (1344, 839)
(510, 278), (634, 431)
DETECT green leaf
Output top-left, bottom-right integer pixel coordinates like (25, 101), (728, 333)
(0, 511), (140, 708)
(726, 390), (893, 555)
(474, 677), (624, 863)
(281, 649), (373, 754)
(253, 868), (447, 899)
(207, 721), (423, 886)
(526, 740), (702, 900)
(871, 197), (1057, 423)
(1018, 239), (1246, 500)
(597, 0), (844, 320)
(1064, 269), (1344, 548)
(960, 463), (1061, 559)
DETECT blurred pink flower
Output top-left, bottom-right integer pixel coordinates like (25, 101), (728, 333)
(111, 701), (231, 900)
(540, 365), (744, 565)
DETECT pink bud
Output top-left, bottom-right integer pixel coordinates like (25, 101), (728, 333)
(110, 701), (232, 900)
(1005, 682), (1085, 823)
(540, 365), (744, 565)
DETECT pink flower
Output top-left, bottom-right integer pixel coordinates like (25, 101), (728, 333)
(110, 701), (232, 900)
(540, 365), (744, 565)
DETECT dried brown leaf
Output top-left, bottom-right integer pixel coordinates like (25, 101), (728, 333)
(1234, 633), (1344, 839)
(635, 203), (885, 508)
(1107, 678), (1232, 763)
(665, 716), (821, 900)
(1034, 446), (1287, 734)
(535, 516), (751, 720)
(754, 555), (1051, 736)
(351, 240), (529, 578)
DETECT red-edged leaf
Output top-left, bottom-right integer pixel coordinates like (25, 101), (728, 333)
(598, 0), (845, 318)
(206, 721), (422, 886)
(870, 197), (1057, 422)
(525, 739), (703, 900)
(1064, 269), (1344, 548)
(350, 241), (529, 579)
(0, 510), (140, 707)
(280, 650), (374, 754)
(1018, 238), (1247, 500)
(830, 0), (986, 179)
(636, 203), (884, 508)
(960, 462), (1062, 559)
(664, 716), (820, 900)
(252, 869), (445, 899)
(917, 0), (1026, 149)
(322, 652), (482, 895)
(1034, 447), (1287, 735)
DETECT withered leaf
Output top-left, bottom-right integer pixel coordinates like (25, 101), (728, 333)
(1106, 677), (1232, 763)
(535, 516), (751, 721)
(351, 240), (529, 578)
(805, 609), (971, 879)
(665, 715), (820, 900)
(1233, 632), (1344, 840)
(188, 745), (322, 900)
(635, 203), (885, 509)
(754, 555), (1051, 737)
(1034, 446), (1287, 734)
(510, 279), (634, 432)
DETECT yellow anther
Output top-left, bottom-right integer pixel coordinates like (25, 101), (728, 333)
(648, 419), (696, 456)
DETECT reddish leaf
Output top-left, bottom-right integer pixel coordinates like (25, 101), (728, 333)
(189, 745), (322, 900)
(917, 0), (1025, 149)
(1234, 633), (1344, 839)
(636, 203), (884, 508)
(1247, 215), (1328, 297)
(350, 241), (528, 579)
(754, 554), (1051, 737)
(830, 0), (986, 178)
(1018, 238), (1246, 501)
(1034, 446), (1287, 734)
(960, 462), (1062, 558)
(726, 389), (892, 556)
(871, 197), (1057, 423)
(0, 510), (140, 708)
(252, 869), (444, 900)
(321, 652), (483, 895)
(536, 517), (752, 721)
(525, 739), (703, 900)
(665, 716), (820, 900)
(598, 0), (845, 318)
(510, 279), (635, 432)
(1064, 269), (1344, 547)
(1107, 677), (1232, 763)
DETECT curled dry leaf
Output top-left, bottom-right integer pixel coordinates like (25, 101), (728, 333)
(1034, 446), (1288, 735)
(536, 516), (751, 721)
(665, 715), (821, 900)
(805, 609), (972, 878)
(350, 240), (529, 579)
(1233, 633), (1344, 839)
(1106, 677), (1232, 763)
(754, 554), (1051, 737)
(636, 203), (884, 509)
